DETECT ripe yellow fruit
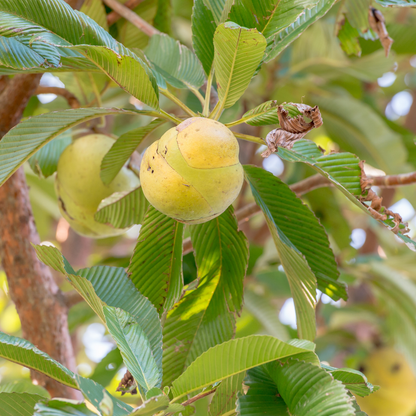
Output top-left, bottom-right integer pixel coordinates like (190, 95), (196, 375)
(55, 134), (140, 238)
(140, 117), (244, 224)
(355, 348), (416, 416)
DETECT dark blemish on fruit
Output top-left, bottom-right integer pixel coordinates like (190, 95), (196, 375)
(151, 170), (154, 174)
(183, 184), (190, 187)
(391, 363), (401, 373)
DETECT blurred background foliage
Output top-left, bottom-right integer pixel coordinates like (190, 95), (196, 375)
(1, 0), (416, 412)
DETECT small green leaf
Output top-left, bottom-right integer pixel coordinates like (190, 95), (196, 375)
(214, 22), (266, 110)
(241, 101), (301, 126)
(34, 399), (97, 416)
(129, 394), (170, 416)
(0, 332), (77, 389)
(209, 373), (245, 416)
(90, 348), (123, 388)
(128, 206), (184, 313)
(104, 306), (161, 394)
(95, 187), (149, 229)
(100, 119), (165, 185)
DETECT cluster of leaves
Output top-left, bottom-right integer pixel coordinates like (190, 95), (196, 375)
(0, 0), (416, 415)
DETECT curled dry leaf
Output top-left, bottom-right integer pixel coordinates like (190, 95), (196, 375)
(117, 370), (138, 396)
(360, 161), (409, 234)
(261, 103), (323, 157)
(369, 7), (393, 57)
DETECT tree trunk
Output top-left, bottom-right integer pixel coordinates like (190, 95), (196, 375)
(0, 74), (80, 399)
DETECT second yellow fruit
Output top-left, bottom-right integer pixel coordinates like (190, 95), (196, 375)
(140, 117), (244, 224)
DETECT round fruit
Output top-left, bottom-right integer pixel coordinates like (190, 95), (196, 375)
(55, 134), (140, 238)
(140, 117), (244, 224)
(355, 348), (416, 416)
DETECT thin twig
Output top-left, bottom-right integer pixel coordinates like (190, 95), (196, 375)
(102, 0), (160, 36)
(63, 290), (84, 309)
(370, 171), (416, 187)
(107, 0), (144, 25)
(36, 87), (80, 109)
(160, 88), (197, 117)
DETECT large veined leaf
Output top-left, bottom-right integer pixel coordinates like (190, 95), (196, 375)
(245, 165), (332, 340)
(162, 207), (248, 386)
(269, 359), (355, 415)
(243, 166), (344, 302)
(321, 365), (379, 397)
(191, 0), (217, 75)
(34, 400), (97, 416)
(80, 0), (108, 31)
(145, 34), (205, 89)
(34, 245), (163, 383)
(236, 366), (289, 416)
(0, 0), (159, 107)
(0, 392), (45, 416)
(100, 119), (165, 185)
(278, 140), (416, 251)
(95, 187), (149, 229)
(128, 206), (184, 313)
(213, 22), (266, 110)
(0, 332), (77, 389)
(75, 375), (131, 416)
(376, 0), (416, 5)
(244, 290), (289, 341)
(0, 107), (153, 187)
(228, 0), (336, 61)
(104, 307), (161, 395)
(29, 132), (72, 179)
(209, 373), (245, 416)
(170, 335), (318, 400)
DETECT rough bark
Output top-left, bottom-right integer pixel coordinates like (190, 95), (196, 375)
(0, 74), (80, 399)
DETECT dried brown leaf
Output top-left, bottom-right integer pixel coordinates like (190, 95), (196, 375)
(262, 103), (323, 157)
(117, 370), (138, 396)
(369, 7), (393, 57)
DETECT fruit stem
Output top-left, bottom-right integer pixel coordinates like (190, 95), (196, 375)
(203, 68), (214, 117)
(88, 73), (106, 128)
(225, 114), (257, 128)
(160, 88), (198, 117)
(158, 109), (182, 124)
(208, 100), (221, 119)
(233, 132), (265, 145)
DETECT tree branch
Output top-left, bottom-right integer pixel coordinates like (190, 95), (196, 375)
(35, 87), (80, 109)
(106, 0), (144, 26)
(63, 290), (84, 309)
(371, 171), (416, 187)
(0, 74), (80, 399)
(102, 0), (160, 36)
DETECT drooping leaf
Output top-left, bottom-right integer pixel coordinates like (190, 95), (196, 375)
(244, 290), (289, 341)
(95, 187), (149, 229)
(191, 0), (217, 75)
(162, 207), (248, 386)
(337, 19), (362, 56)
(80, 0), (109, 31)
(29, 132), (72, 178)
(145, 34), (205, 89)
(244, 166), (321, 340)
(213, 22), (266, 110)
(0, 107), (153, 187)
(270, 359), (355, 415)
(0, 392), (46, 416)
(100, 118), (165, 185)
(75, 375), (131, 416)
(34, 399), (97, 416)
(104, 307), (161, 394)
(321, 364), (380, 397)
(209, 373), (245, 416)
(34, 245), (163, 384)
(170, 335), (318, 400)
(128, 206), (184, 313)
(0, 332), (77, 389)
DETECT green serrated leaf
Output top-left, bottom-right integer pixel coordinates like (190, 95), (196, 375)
(214, 22), (266, 110)
(146, 33), (205, 89)
(101, 119), (165, 185)
(162, 207), (248, 386)
(95, 187), (150, 229)
(128, 206), (184, 313)
(0, 332), (77, 389)
(170, 335), (318, 400)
